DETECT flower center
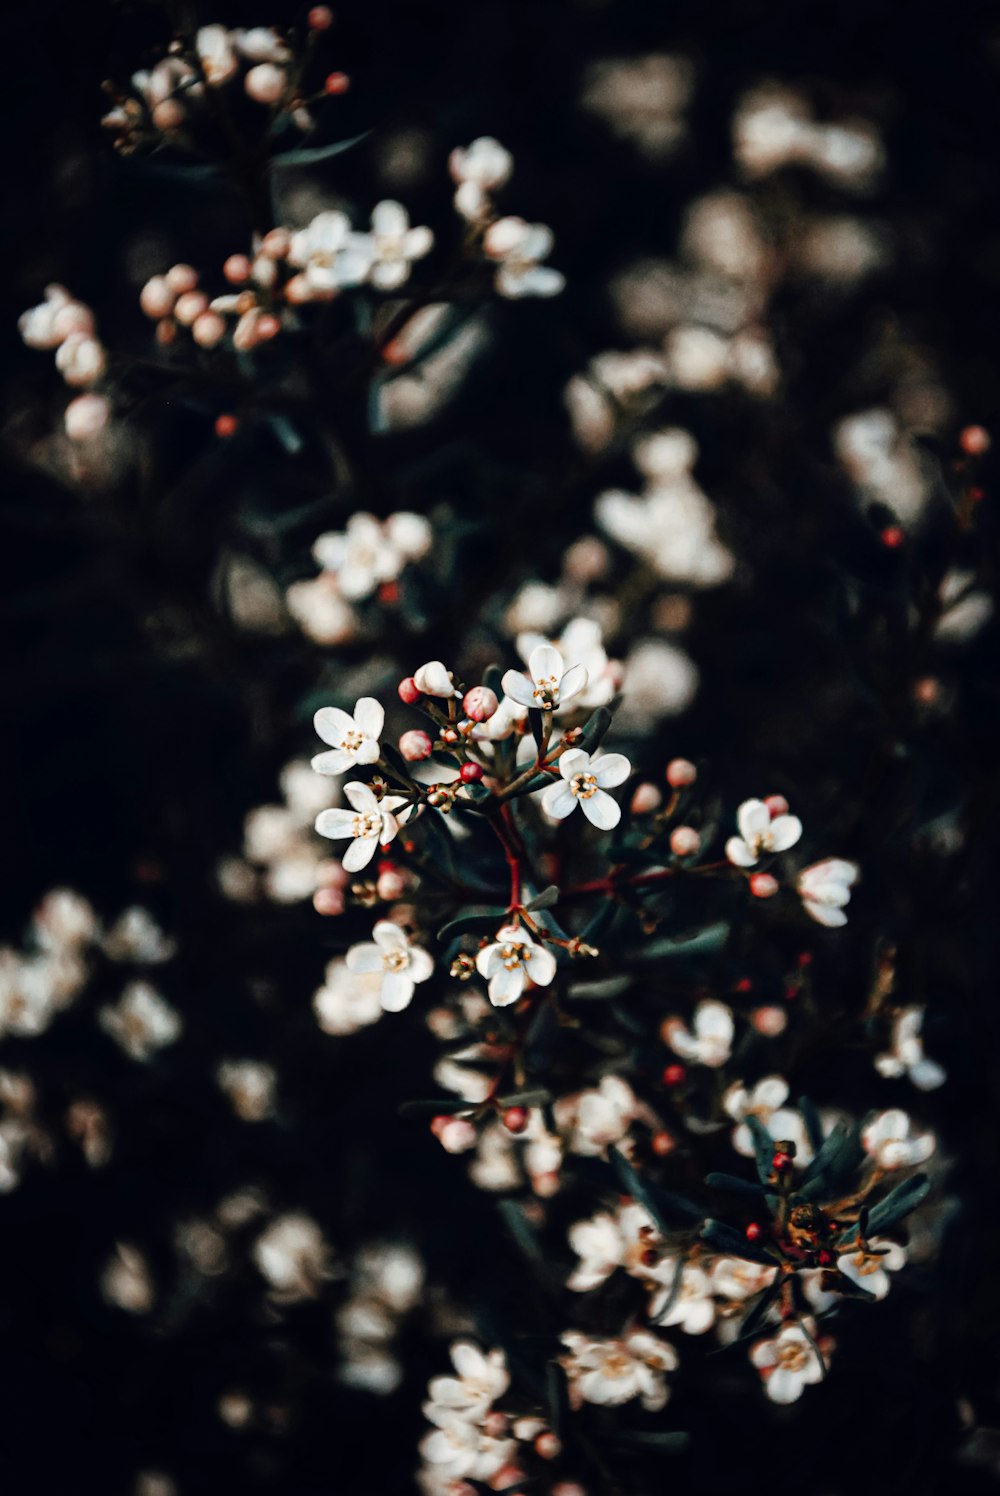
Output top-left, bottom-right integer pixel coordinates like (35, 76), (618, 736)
(601, 1351), (632, 1379)
(571, 772), (598, 799)
(340, 729), (364, 753)
(382, 950), (408, 973)
(351, 812), (381, 839)
(498, 942), (529, 970)
(531, 675), (560, 708)
(778, 1342), (809, 1372)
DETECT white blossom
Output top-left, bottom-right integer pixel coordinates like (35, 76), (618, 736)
(99, 981), (181, 1062)
(196, 25), (240, 85)
(560, 1329), (677, 1411)
(346, 921), (434, 1012)
(252, 1213), (331, 1301)
(311, 510), (432, 600)
(216, 1060), (278, 1122)
(650, 1261), (716, 1334)
(475, 923), (557, 1007)
(313, 957), (384, 1035)
(412, 659), (460, 698)
(725, 798), (802, 868)
(425, 1341), (509, 1422)
(419, 1413), (514, 1483)
(501, 643), (587, 713)
(484, 216), (564, 298)
(750, 1319), (829, 1403)
(315, 782), (402, 873)
(723, 1076), (813, 1163)
(567, 1200), (663, 1291)
(797, 858), (859, 927)
(362, 201), (434, 290)
(663, 999), (734, 1068)
(553, 1075), (639, 1156)
(449, 137), (513, 220)
(288, 211), (371, 297)
(516, 618), (618, 713)
(875, 1006), (946, 1091)
(836, 1237), (907, 1300)
(541, 748), (631, 830)
(862, 1108), (936, 1170)
(312, 697), (384, 776)
(711, 1257), (778, 1303)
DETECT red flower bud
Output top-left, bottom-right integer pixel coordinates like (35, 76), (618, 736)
(460, 762), (484, 783)
(214, 414), (238, 438)
(749, 872), (779, 899)
(503, 1105), (528, 1134)
(308, 5), (334, 29)
(960, 424), (990, 456)
(772, 1151), (792, 1173)
(324, 71), (350, 95)
(662, 1063), (687, 1088)
(397, 676), (421, 704)
(399, 729), (433, 762)
(763, 794), (789, 818)
(745, 1222), (763, 1241)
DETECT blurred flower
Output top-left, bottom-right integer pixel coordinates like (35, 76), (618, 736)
(483, 217), (564, 298)
(449, 137), (513, 221)
(253, 1213), (332, 1301)
(750, 1319), (830, 1403)
(862, 1108), (935, 1169)
(797, 858), (859, 927)
(837, 1238), (907, 1299)
(217, 1060), (278, 1122)
(313, 956), (384, 1035)
(723, 1076), (813, 1163)
(875, 1006), (946, 1091)
(99, 981), (181, 1062)
(560, 1328), (677, 1410)
(663, 1000), (734, 1067)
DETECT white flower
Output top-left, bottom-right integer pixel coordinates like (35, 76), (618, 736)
(517, 617), (618, 713)
(285, 576), (356, 645)
(234, 26), (291, 63)
(288, 212), (370, 296)
(54, 332), (105, 387)
(449, 137), (513, 220)
(346, 921), (434, 1012)
(313, 957), (384, 1035)
(216, 1060), (278, 1122)
(363, 201), (434, 291)
(567, 1201), (661, 1291)
(711, 1257), (778, 1303)
(312, 697), (384, 776)
(650, 1262), (716, 1334)
(102, 906), (175, 964)
(750, 1319), (829, 1403)
(553, 1074), (638, 1156)
(32, 889), (99, 951)
(836, 1237), (907, 1300)
(419, 1414), (514, 1483)
(484, 216), (565, 298)
(312, 510), (431, 600)
(501, 643), (587, 713)
(723, 1076), (813, 1164)
(65, 394), (111, 442)
(560, 1329), (677, 1411)
(862, 1108), (936, 1170)
(797, 858), (859, 927)
(874, 1006), (946, 1091)
(425, 1340), (509, 1421)
(99, 981), (181, 1062)
(19, 285), (94, 350)
(475, 923), (556, 1007)
(541, 749), (630, 830)
(595, 464), (734, 587)
(196, 25), (240, 85)
(725, 798), (802, 868)
(664, 999), (734, 1067)
(315, 782), (402, 873)
(412, 659), (459, 698)
(253, 1213), (331, 1300)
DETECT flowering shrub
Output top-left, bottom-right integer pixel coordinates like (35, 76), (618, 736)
(4, 2), (1000, 1493)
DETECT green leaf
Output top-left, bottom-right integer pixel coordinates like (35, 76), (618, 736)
(436, 907), (507, 943)
(634, 922), (730, 963)
(610, 1148), (704, 1230)
(798, 1096), (825, 1154)
(270, 130), (371, 167)
(574, 706), (614, 754)
(526, 885), (560, 911)
(497, 1088), (551, 1109)
(864, 1173), (931, 1234)
(705, 1172), (768, 1197)
(497, 1199), (545, 1265)
(744, 1114), (776, 1186)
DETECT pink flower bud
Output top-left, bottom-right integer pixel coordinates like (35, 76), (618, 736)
(64, 394), (110, 442)
(256, 313), (281, 341)
(670, 825), (701, 857)
(308, 4), (334, 27)
(563, 535), (609, 584)
(666, 758), (697, 787)
(397, 676), (421, 704)
(152, 98), (186, 132)
(376, 868), (406, 901)
(483, 1412), (508, 1437)
(245, 63), (287, 105)
(630, 782), (662, 815)
(174, 291), (210, 326)
(51, 301), (96, 341)
(535, 1432), (562, 1460)
(140, 276), (176, 320)
(399, 730), (433, 762)
(312, 887), (345, 915)
(749, 872), (779, 899)
(433, 1116), (477, 1153)
(261, 228), (292, 259)
(463, 685), (499, 722)
(751, 1005), (788, 1037)
(166, 264), (199, 296)
(192, 312), (226, 348)
(764, 794), (789, 818)
(223, 255), (252, 285)
(285, 274), (312, 305)
(316, 859), (348, 890)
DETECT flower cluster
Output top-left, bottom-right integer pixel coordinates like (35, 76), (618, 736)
(18, 285), (110, 439)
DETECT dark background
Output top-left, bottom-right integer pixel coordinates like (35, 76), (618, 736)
(2, 1), (1000, 1491)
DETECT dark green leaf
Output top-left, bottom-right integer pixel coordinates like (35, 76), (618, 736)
(270, 130), (371, 167)
(634, 922), (730, 963)
(745, 1114), (776, 1186)
(497, 1088), (552, 1109)
(397, 1098), (472, 1119)
(700, 1219), (780, 1266)
(705, 1172), (768, 1197)
(526, 885), (560, 911)
(574, 706), (614, 754)
(865, 1173), (931, 1234)
(610, 1148), (704, 1229)
(436, 907), (508, 943)
(798, 1096), (825, 1154)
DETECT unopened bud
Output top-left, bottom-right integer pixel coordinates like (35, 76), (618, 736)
(65, 393), (110, 442)
(399, 730), (433, 762)
(463, 685), (498, 722)
(397, 676), (421, 704)
(224, 254), (253, 285)
(245, 63), (287, 105)
(139, 276), (175, 319)
(749, 872), (779, 899)
(165, 264), (199, 296)
(630, 782), (662, 815)
(751, 1005), (788, 1037)
(192, 311), (226, 348)
(666, 758), (697, 788)
(670, 825), (700, 857)
(763, 794), (789, 818)
(174, 291), (210, 326)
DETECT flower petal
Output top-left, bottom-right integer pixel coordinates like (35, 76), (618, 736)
(593, 753), (631, 788)
(581, 789), (621, 830)
(489, 965), (524, 1007)
(344, 781), (378, 813)
(737, 799), (770, 844)
(500, 671), (536, 708)
(346, 943), (383, 974)
(311, 748), (354, 776)
(725, 836), (758, 868)
(558, 749), (591, 780)
(373, 920), (406, 951)
(558, 662), (588, 702)
(525, 944), (557, 986)
(767, 815), (802, 853)
(542, 781), (578, 819)
(314, 706), (356, 745)
(528, 644), (564, 685)
(353, 697), (385, 741)
(315, 808), (357, 840)
(342, 835), (377, 872)
(381, 971), (415, 1012)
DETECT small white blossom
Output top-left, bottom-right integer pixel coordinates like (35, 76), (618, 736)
(346, 921), (434, 1012)
(723, 1076), (813, 1164)
(216, 1060), (278, 1122)
(99, 981), (181, 1062)
(475, 923), (556, 1007)
(484, 216), (565, 298)
(501, 643), (588, 712)
(650, 1261), (716, 1334)
(312, 697), (385, 776)
(315, 782), (402, 873)
(862, 1108), (936, 1170)
(560, 1329), (677, 1411)
(517, 617), (618, 713)
(102, 907), (175, 964)
(363, 200), (434, 290)
(253, 1214), (331, 1301)
(313, 957), (384, 1035)
(541, 748), (630, 830)
(18, 285), (95, 350)
(288, 211), (372, 297)
(875, 1006), (946, 1091)
(711, 1257), (778, 1303)
(196, 24), (240, 85)
(419, 1414), (514, 1483)
(663, 999), (734, 1068)
(836, 1237), (907, 1300)
(311, 510), (432, 601)
(750, 1319), (829, 1403)
(567, 1200), (663, 1291)
(425, 1340), (509, 1421)
(797, 858), (859, 927)
(725, 798), (802, 868)
(413, 659), (460, 698)
(553, 1075), (639, 1156)
(449, 137), (513, 220)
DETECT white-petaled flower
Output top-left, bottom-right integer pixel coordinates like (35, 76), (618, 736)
(425, 1340), (509, 1421)
(54, 332), (105, 388)
(862, 1108), (936, 1170)
(517, 617), (618, 713)
(216, 1059), (278, 1122)
(312, 510), (432, 600)
(288, 211), (371, 296)
(541, 748), (630, 830)
(98, 981), (181, 1062)
(449, 137), (514, 220)
(797, 858), (859, 927)
(315, 782), (401, 873)
(345, 921), (434, 1012)
(722, 1076), (813, 1164)
(836, 1237), (907, 1300)
(312, 697), (384, 776)
(101, 906), (175, 964)
(874, 1006), (946, 1091)
(595, 467), (734, 588)
(234, 26), (291, 63)
(196, 25), (240, 85)
(483, 216), (565, 298)
(750, 1319), (829, 1403)
(501, 643), (587, 713)
(419, 1413), (514, 1483)
(663, 999), (734, 1068)
(252, 1213), (331, 1301)
(19, 285), (94, 350)
(473, 694), (528, 741)
(475, 923), (556, 1007)
(32, 889), (99, 951)
(711, 1257), (778, 1303)
(413, 660), (460, 698)
(725, 798), (802, 868)
(560, 1329), (677, 1411)
(363, 201), (434, 291)
(553, 1074), (639, 1157)
(650, 1262), (716, 1334)
(566, 1200), (662, 1291)
(313, 957), (384, 1035)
